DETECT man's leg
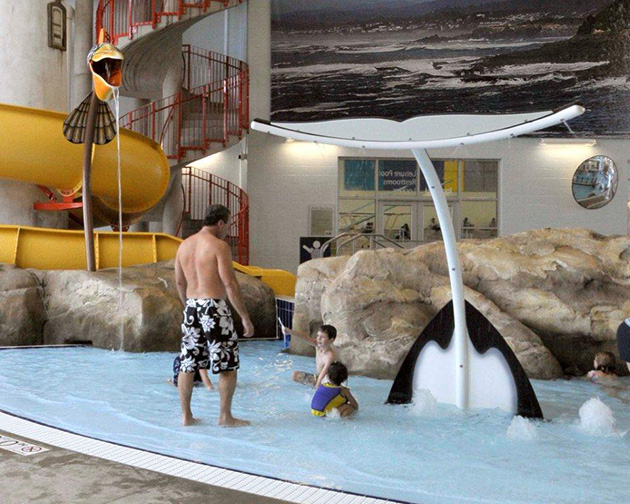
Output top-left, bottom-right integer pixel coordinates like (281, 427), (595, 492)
(178, 371), (197, 426)
(218, 370), (250, 427)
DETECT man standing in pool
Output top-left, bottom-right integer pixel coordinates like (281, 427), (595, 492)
(175, 204), (254, 427)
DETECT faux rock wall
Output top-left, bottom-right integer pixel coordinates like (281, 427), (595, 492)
(0, 260), (277, 351)
(292, 229), (630, 379)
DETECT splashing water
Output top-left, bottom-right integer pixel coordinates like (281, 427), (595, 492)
(579, 397), (616, 436)
(507, 415), (539, 441)
(411, 389), (437, 416)
(113, 88), (124, 351)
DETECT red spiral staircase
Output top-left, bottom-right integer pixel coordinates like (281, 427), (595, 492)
(36, 0), (250, 264)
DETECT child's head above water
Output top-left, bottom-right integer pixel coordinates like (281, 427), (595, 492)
(593, 351), (616, 374)
(327, 361), (348, 386)
(317, 324), (337, 345)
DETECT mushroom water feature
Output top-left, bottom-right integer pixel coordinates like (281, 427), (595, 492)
(63, 30), (124, 272)
(252, 104), (585, 418)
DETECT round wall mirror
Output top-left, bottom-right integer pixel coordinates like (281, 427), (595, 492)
(572, 155), (618, 209)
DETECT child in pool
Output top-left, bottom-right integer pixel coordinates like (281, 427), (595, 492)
(587, 351), (617, 380)
(284, 324), (338, 388)
(311, 361), (358, 417)
(168, 355), (214, 390)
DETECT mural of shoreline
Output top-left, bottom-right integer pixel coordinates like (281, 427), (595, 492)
(271, 0), (630, 136)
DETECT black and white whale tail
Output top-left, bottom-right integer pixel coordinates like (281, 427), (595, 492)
(387, 300), (543, 419)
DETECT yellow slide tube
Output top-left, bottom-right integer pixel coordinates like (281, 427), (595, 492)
(0, 103), (170, 223)
(0, 225), (296, 296)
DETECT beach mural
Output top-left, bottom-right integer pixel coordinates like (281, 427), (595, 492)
(271, 0), (630, 136)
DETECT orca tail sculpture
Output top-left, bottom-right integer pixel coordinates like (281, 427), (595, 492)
(387, 300), (543, 419)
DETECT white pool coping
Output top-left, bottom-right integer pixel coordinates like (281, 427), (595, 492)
(0, 409), (406, 504)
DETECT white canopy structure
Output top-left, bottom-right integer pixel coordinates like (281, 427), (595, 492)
(251, 104), (585, 417)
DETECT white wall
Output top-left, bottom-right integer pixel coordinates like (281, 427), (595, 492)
(188, 139), (248, 190)
(183, 2), (248, 62)
(0, 0), (72, 229)
(247, 135), (629, 274)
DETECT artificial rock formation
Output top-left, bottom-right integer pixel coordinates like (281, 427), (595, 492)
(292, 228), (630, 379)
(0, 260), (276, 351)
(0, 264), (46, 346)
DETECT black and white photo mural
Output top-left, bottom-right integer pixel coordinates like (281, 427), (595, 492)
(271, 0), (630, 136)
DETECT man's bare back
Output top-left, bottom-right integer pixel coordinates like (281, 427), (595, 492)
(177, 231), (229, 300)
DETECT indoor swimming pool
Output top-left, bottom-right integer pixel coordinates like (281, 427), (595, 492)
(0, 342), (628, 504)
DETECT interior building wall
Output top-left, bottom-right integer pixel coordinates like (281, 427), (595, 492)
(0, 0), (73, 229)
(247, 134), (629, 274)
(244, 0), (630, 273)
(183, 1), (248, 62)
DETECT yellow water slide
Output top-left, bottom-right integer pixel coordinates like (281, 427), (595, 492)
(0, 103), (170, 225)
(0, 225), (296, 296)
(0, 104), (296, 296)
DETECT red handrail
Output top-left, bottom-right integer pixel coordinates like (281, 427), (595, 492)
(119, 46), (249, 161)
(95, 3), (249, 262)
(180, 167), (249, 264)
(96, 0), (239, 45)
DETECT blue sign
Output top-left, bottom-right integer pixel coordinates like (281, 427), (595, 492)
(344, 159), (375, 191)
(378, 160), (417, 192)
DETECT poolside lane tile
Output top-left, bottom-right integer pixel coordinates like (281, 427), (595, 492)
(270, 482), (308, 501)
(220, 471), (256, 489)
(254, 479), (292, 498)
(235, 474), (274, 493)
(290, 486), (322, 503)
(303, 489), (344, 504)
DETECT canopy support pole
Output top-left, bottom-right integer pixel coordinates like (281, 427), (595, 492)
(412, 148), (468, 409)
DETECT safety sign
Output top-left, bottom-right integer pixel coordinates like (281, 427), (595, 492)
(0, 434), (49, 456)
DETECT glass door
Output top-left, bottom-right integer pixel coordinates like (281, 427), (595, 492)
(419, 203), (455, 243)
(377, 201), (414, 244)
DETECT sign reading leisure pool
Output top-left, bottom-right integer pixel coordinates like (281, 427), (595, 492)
(378, 160), (417, 192)
(0, 434), (49, 456)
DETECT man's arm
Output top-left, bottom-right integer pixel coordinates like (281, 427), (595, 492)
(285, 327), (317, 347)
(174, 252), (187, 305)
(217, 241), (254, 337)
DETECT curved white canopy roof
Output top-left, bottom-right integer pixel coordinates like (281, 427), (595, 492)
(251, 104), (585, 149)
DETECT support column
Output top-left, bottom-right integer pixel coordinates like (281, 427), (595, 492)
(412, 148), (469, 410)
(162, 169), (183, 236)
(72, 0), (94, 110)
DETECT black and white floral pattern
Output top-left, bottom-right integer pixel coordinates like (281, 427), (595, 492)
(179, 298), (239, 375)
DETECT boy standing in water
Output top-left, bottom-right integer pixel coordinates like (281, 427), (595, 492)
(285, 324), (338, 388)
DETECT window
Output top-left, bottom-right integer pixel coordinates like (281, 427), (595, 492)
(338, 157), (499, 243)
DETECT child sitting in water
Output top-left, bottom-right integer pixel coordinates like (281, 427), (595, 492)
(311, 361), (358, 417)
(587, 351), (618, 380)
(168, 355), (214, 390)
(284, 324), (338, 388)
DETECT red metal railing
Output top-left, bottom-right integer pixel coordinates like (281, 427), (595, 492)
(96, 0), (239, 45)
(119, 46), (249, 161)
(94, 2), (249, 259)
(181, 167), (249, 264)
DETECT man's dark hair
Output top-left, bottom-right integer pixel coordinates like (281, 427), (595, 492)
(328, 361), (348, 386)
(319, 324), (337, 340)
(203, 204), (230, 227)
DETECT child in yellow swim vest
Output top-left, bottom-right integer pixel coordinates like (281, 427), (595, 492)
(311, 361), (358, 417)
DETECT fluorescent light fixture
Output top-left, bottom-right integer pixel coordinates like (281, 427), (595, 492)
(538, 138), (597, 146)
(284, 137), (295, 143)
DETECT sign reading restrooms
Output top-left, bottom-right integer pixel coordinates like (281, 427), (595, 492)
(271, 0), (627, 136)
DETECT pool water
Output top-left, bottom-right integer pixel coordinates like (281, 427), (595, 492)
(0, 342), (628, 504)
